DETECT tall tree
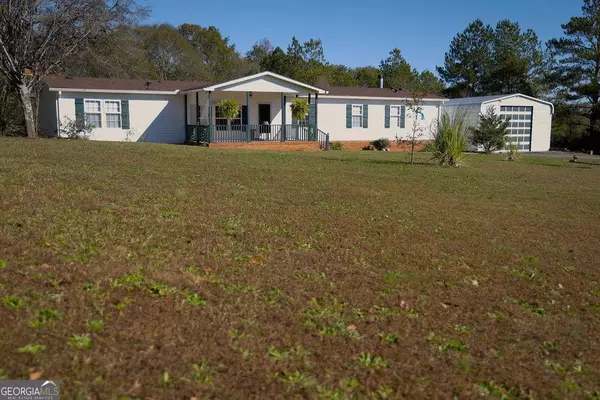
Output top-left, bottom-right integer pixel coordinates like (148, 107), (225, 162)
(379, 48), (417, 90)
(548, 0), (600, 151)
(137, 24), (195, 80)
(489, 20), (544, 95)
(260, 47), (295, 78)
(437, 19), (494, 97)
(0, 0), (146, 138)
(439, 19), (544, 98)
(179, 24), (250, 81)
(354, 66), (380, 88)
(245, 38), (273, 72)
(259, 37), (328, 84)
(324, 65), (357, 87)
(65, 27), (153, 79)
(417, 70), (445, 95)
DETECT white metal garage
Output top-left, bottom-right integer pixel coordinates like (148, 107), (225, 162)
(443, 94), (554, 152)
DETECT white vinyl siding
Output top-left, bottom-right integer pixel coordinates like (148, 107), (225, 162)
(59, 93), (184, 143)
(104, 100), (122, 128)
(84, 100), (101, 127)
(352, 105), (363, 128)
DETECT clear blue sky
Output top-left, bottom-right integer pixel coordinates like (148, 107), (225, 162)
(144, 0), (581, 73)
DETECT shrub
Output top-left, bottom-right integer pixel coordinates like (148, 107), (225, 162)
(370, 138), (391, 151)
(470, 106), (510, 154)
(330, 141), (343, 151)
(431, 110), (469, 166)
(290, 98), (309, 121)
(60, 117), (92, 139)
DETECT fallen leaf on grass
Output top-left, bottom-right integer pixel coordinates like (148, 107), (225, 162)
(250, 256), (263, 265)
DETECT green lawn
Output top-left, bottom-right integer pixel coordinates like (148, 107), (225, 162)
(1, 138), (599, 398)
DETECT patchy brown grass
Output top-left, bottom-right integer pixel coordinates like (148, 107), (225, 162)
(0, 138), (599, 398)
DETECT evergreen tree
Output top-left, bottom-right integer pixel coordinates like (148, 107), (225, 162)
(437, 20), (494, 97)
(548, 0), (600, 151)
(470, 107), (510, 154)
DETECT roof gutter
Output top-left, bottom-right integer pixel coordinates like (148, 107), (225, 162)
(319, 95), (447, 102)
(47, 88), (180, 95)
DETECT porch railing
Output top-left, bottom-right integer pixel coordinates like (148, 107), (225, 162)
(186, 124), (326, 145)
(317, 129), (330, 150)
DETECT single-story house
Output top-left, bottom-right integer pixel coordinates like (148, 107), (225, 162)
(442, 94), (554, 152)
(39, 71), (552, 151)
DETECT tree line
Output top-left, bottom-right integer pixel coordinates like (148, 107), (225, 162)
(0, 0), (599, 151)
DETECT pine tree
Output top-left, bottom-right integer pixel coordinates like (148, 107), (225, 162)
(548, 0), (600, 151)
(470, 107), (511, 154)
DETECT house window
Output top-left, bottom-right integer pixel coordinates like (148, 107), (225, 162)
(104, 100), (121, 128)
(390, 105), (401, 127)
(352, 105), (363, 128)
(215, 105), (241, 126)
(84, 100), (101, 127)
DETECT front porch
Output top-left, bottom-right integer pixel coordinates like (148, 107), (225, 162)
(181, 71), (329, 149)
(185, 123), (329, 149)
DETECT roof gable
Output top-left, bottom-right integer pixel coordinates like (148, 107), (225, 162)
(445, 93), (554, 113)
(481, 94), (554, 112)
(201, 72), (326, 94)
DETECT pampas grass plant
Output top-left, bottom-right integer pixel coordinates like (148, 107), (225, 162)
(430, 110), (469, 167)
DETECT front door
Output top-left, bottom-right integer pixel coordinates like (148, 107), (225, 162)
(258, 104), (271, 137)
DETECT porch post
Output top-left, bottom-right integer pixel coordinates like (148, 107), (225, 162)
(281, 93), (287, 142)
(315, 92), (319, 141)
(195, 92), (199, 124)
(184, 93), (188, 140)
(246, 91), (251, 142)
(307, 94), (312, 141)
(208, 91), (213, 143)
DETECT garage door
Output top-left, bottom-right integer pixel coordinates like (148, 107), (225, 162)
(500, 106), (533, 151)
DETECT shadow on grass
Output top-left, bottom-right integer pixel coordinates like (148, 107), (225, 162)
(571, 160), (600, 167)
(321, 157), (433, 166)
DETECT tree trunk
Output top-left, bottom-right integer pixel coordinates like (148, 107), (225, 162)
(18, 83), (38, 138)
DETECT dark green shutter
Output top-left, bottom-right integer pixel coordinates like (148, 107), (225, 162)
(242, 105), (248, 125)
(308, 103), (316, 125)
(400, 105), (406, 128)
(75, 98), (84, 128)
(384, 105), (390, 128)
(346, 104), (352, 128)
(362, 104), (368, 128)
(121, 100), (130, 129)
